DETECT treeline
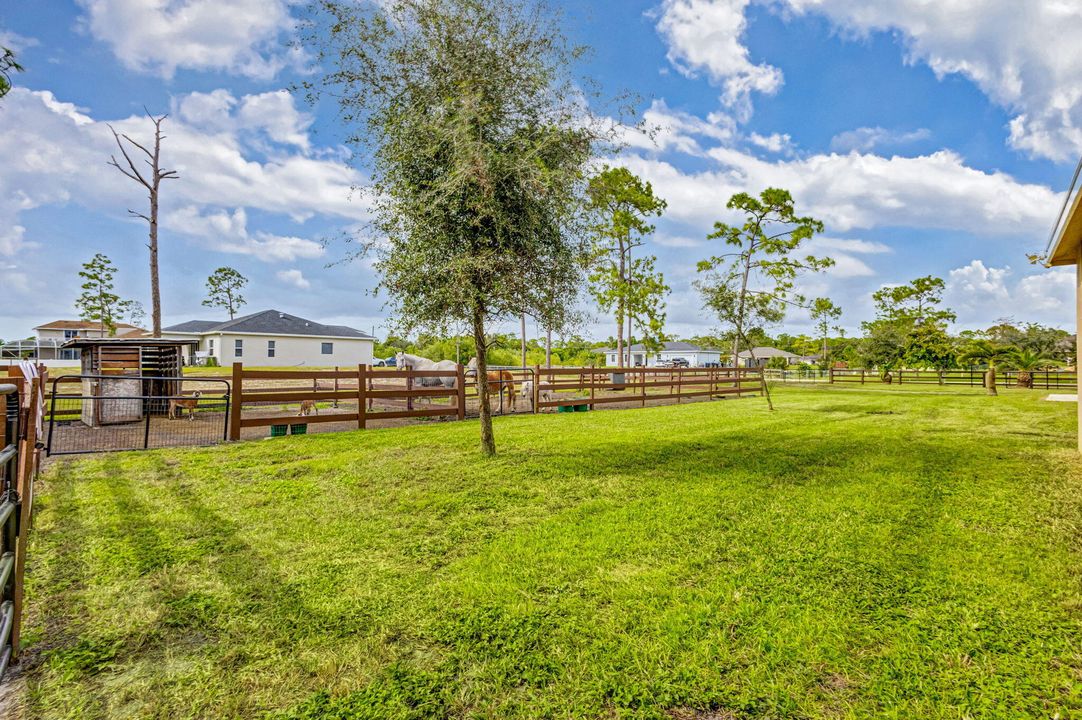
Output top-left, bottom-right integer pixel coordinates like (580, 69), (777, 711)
(374, 334), (601, 367)
(744, 275), (1074, 372)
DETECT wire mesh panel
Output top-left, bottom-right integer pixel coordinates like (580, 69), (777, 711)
(47, 375), (230, 455)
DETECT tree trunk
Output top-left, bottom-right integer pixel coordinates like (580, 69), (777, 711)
(545, 328), (552, 368)
(1017, 370), (1032, 389)
(985, 366), (998, 396)
(472, 303), (496, 456)
(616, 242), (625, 368)
(745, 340), (774, 410)
(520, 313), (527, 368)
(149, 123), (163, 338)
(626, 234), (634, 366)
(149, 188), (161, 337)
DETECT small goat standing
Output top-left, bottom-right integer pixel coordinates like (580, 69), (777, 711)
(168, 390), (201, 421)
(519, 380), (552, 411)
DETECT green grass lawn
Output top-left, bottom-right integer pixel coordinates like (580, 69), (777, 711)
(18, 385), (1082, 719)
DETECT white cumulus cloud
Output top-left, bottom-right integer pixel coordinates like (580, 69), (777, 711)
(654, 0), (1082, 160)
(621, 147), (1059, 235)
(0, 88), (368, 264)
(164, 207), (325, 263)
(76, 0), (301, 79)
(654, 0), (783, 118)
(945, 259), (1074, 328)
(276, 269), (311, 290)
(777, 0), (1082, 161)
(829, 126), (931, 154)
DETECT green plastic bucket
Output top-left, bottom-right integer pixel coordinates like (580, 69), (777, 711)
(574, 404), (590, 412)
(270, 424), (288, 437)
(290, 424), (308, 435)
(557, 405), (575, 413)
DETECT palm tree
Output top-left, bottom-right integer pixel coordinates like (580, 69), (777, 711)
(1004, 347), (1059, 389)
(958, 340), (1012, 396)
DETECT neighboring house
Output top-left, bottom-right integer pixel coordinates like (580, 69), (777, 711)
(733, 347), (813, 368)
(599, 341), (724, 368)
(162, 309), (375, 367)
(1, 320), (147, 363)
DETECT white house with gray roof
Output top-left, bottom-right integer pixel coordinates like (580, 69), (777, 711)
(163, 310), (375, 367)
(599, 341), (724, 368)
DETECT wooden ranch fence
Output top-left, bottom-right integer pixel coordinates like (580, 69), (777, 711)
(228, 363), (764, 440)
(532, 366), (763, 410)
(1, 364), (46, 678)
(829, 367), (1077, 389)
(229, 363), (466, 440)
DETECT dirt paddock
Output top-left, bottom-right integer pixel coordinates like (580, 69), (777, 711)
(45, 386), (754, 454)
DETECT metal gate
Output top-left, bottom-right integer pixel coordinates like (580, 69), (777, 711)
(47, 375), (230, 455)
(0, 382), (22, 675)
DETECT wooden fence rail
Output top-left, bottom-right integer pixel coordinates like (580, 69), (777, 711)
(829, 367), (1077, 389)
(1, 364), (45, 678)
(228, 363), (765, 440)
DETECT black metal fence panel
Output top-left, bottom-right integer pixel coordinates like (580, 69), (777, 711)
(0, 382), (21, 675)
(46, 375), (230, 456)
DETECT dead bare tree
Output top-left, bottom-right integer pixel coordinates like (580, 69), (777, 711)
(107, 111), (179, 337)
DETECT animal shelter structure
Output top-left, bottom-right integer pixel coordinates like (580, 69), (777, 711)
(63, 337), (198, 426)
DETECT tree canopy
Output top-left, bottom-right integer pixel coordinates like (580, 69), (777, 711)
(203, 267), (248, 320)
(695, 188), (832, 406)
(75, 253), (133, 336)
(303, 0), (610, 454)
(0, 47), (23, 100)
(586, 166), (669, 363)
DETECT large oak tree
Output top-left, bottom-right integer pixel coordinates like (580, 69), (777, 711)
(303, 0), (607, 454)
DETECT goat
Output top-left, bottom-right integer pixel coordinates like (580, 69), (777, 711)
(297, 399), (319, 416)
(168, 390), (202, 421)
(519, 380), (552, 411)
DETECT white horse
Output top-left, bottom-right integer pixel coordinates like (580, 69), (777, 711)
(394, 352), (458, 388)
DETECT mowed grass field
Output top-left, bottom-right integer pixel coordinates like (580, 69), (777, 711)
(14, 385), (1082, 719)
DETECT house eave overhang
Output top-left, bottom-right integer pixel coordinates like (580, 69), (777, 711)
(1049, 187), (1082, 266)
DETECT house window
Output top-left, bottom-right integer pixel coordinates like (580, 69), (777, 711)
(208, 338), (214, 354)
(321, 342), (333, 355)
(267, 340), (276, 358)
(64, 329), (78, 339)
(234, 339), (243, 357)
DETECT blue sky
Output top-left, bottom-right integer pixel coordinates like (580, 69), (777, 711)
(1, 0), (1078, 342)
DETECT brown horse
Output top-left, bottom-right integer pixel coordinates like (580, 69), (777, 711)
(466, 357), (516, 411)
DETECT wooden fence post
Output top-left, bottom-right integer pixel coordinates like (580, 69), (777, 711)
(229, 362), (242, 441)
(532, 365), (540, 413)
(457, 364), (466, 421)
(406, 366), (413, 411)
(860, 369), (865, 385)
(10, 376), (40, 658)
(589, 363), (596, 410)
(829, 366), (834, 384)
(358, 364), (367, 429)
(641, 367), (647, 407)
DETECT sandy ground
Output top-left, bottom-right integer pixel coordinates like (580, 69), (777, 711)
(44, 385), (756, 454)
